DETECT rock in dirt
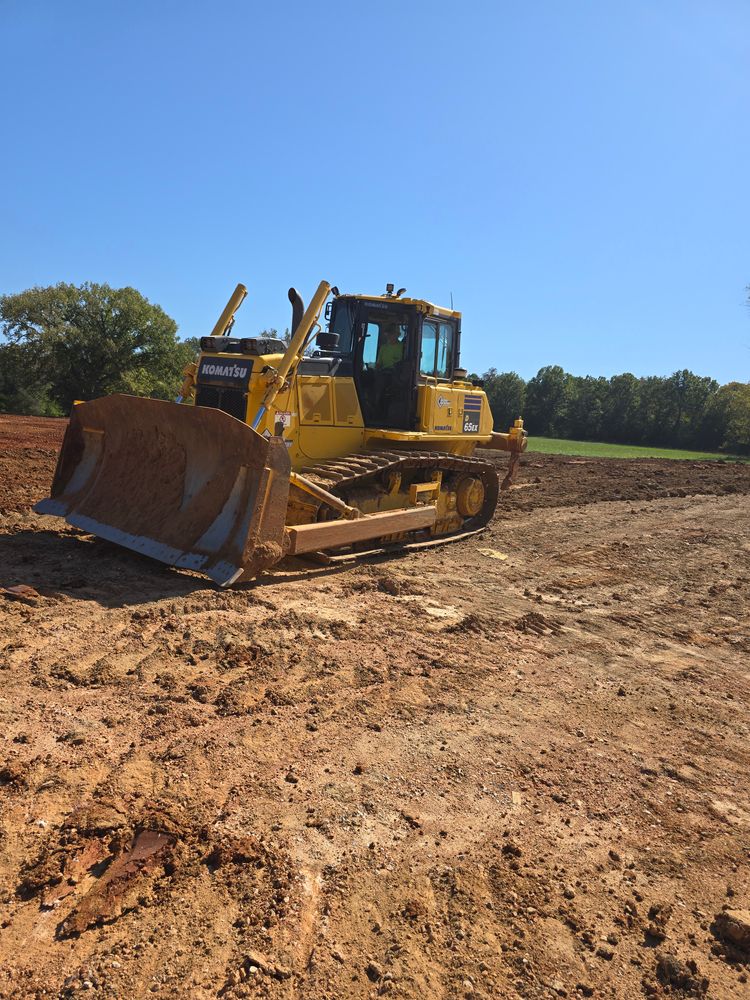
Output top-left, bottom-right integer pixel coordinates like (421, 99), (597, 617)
(42, 839), (111, 908)
(241, 951), (291, 980)
(60, 829), (176, 937)
(646, 902), (673, 942)
(1, 584), (41, 604)
(0, 762), (29, 788)
(365, 961), (383, 982)
(64, 802), (128, 837)
(711, 909), (750, 954)
(655, 953), (708, 996)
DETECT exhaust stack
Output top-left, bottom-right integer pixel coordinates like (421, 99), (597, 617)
(288, 287), (304, 337)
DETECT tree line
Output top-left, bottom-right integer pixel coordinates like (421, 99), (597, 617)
(479, 366), (750, 454)
(1, 282), (748, 453)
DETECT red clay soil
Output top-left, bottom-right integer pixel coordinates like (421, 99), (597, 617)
(0, 414), (749, 999)
(0, 414), (67, 515)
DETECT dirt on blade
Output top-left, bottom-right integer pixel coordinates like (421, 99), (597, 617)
(0, 413), (749, 999)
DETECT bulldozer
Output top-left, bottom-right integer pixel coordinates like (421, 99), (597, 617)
(35, 280), (526, 586)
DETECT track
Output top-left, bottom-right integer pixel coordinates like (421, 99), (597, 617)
(298, 449), (500, 542)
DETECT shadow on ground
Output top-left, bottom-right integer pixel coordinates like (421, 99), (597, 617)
(0, 528), (376, 607)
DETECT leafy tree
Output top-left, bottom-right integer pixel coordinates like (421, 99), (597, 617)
(0, 282), (184, 410)
(703, 382), (750, 453)
(565, 375), (608, 440)
(0, 341), (61, 415)
(664, 369), (719, 446)
(524, 365), (570, 436)
(720, 383), (750, 453)
(637, 376), (676, 444)
(482, 368), (526, 430)
(178, 336), (201, 358)
(603, 373), (641, 443)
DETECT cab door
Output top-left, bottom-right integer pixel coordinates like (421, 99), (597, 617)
(353, 302), (418, 429)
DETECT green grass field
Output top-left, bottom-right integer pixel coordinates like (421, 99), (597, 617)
(526, 436), (745, 461)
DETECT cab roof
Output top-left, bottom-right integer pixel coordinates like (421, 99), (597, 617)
(341, 293), (461, 320)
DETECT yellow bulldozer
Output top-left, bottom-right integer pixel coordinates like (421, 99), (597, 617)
(35, 280), (526, 586)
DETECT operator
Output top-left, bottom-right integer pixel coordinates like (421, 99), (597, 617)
(376, 324), (404, 369)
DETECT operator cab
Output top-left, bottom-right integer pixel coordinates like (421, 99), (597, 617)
(322, 287), (461, 430)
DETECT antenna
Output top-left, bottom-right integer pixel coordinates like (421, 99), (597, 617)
(450, 291), (454, 310)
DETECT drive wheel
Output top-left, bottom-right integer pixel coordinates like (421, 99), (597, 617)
(455, 476), (485, 517)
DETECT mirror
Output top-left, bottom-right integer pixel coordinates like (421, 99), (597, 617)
(316, 332), (340, 351)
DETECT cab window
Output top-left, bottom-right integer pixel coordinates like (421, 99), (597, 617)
(420, 321), (438, 376)
(362, 322), (380, 367)
(361, 312), (408, 369)
(436, 322), (454, 378)
(420, 319), (454, 378)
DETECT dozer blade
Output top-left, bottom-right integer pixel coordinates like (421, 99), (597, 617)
(34, 395), (291, 586)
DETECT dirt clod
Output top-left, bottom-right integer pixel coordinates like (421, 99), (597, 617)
(365, 961), (383, 982)
(712, 909), (750, 955)
(655, 953), (709, 996)
(646, 902), (674, 943)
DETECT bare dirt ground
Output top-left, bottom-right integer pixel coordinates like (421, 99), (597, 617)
(1, 413), (749, 1000)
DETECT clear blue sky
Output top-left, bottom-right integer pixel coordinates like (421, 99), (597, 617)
(2, 0), (749, 383)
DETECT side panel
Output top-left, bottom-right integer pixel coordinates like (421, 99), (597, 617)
(333, 379), (363, 426)
(298, 376), (334, 424)
(297, 375), (365, 464)
(416, 384), (493, 437)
